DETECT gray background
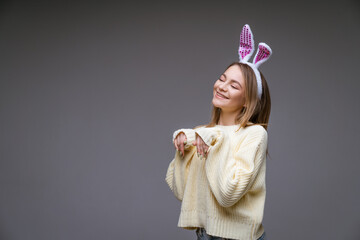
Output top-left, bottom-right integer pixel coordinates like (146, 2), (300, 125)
(1, 0), (359, 239)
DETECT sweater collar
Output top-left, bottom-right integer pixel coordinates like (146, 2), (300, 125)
(215, 121), (254, 130)
(214, 124), (241, 130)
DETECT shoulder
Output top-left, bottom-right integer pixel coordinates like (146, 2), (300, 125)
(242, 124), (268, 141)
(194, 124), (211, 130)
(244, 124), (267, 134)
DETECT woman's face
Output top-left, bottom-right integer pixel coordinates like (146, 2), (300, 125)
(212, 65), (246, 112)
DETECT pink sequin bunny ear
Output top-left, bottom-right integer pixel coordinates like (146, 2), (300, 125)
(238, 24), (255, 62)
(253, 42), (272, 68)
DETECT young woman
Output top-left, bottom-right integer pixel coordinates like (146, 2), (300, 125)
(165, 24), (272, 240)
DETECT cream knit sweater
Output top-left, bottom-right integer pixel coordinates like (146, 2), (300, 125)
(165, 123), (268, 240)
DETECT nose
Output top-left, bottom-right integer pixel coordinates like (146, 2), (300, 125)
(218, 82), (227, 92)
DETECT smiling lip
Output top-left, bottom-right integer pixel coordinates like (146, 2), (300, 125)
(216, 91), (229, 99)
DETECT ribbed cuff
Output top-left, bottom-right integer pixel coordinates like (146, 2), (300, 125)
(172, 128), (196, 149)
(194, 128), (218, 147)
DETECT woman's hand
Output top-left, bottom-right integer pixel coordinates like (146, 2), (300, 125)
(193, 133), (210, 160)
(173, 132), (187, 157)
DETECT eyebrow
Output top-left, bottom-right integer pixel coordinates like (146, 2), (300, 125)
(221, 74), (242, 88)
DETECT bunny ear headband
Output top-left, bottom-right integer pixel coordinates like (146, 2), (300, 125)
(238, 24), (272, 99)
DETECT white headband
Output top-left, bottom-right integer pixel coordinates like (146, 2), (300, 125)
(238, 24), (272, 99)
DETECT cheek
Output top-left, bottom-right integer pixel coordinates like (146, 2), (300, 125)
(232, 91), (245, 103)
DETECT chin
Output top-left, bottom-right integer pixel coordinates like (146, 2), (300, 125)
(212, 98), (224, 108)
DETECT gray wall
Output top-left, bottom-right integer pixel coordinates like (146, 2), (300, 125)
(1, 0), (359, 239)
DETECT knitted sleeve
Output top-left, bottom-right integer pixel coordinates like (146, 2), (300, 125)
(172, 128), (196, 150)
(194, 126), (268, 207)
(165, 128), (197, 201)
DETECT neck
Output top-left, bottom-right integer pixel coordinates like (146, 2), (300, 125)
(218, 110), (239, 126)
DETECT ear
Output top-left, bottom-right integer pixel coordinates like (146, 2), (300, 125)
(252, 42), (272, 68)
(238, 24), (255, 62)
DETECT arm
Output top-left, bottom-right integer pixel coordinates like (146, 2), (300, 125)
(165, 128), (197, 201)
(194, 126), (268, 207)
(172, 128), (196, 150)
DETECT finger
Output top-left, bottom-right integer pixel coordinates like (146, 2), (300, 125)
(197, 136), (203, 159)
(196, 137), (201, 157)
(196, 135), (200, 157)
(183, 135), (187, 145)
(181, 135), (187, 157)
(204, 145), (209, 158)
(202, 139), (209, 156)
(199, 136), (206, 158)
(200, 142), (205, 158)
(173, 140), (178, 151)
(178, 133), (186, 157)
(179, 136), (185, 157)
(176, 137), (182, 156)
(174, 138), (179, 151)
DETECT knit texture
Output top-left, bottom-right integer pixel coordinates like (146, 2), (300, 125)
(166, 124), (268, 240)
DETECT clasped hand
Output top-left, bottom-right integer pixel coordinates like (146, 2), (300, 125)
(173, 132), (209, 160)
